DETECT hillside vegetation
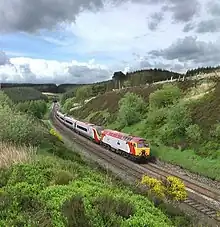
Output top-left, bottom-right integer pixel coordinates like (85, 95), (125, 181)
(3, 87), (48, 103)
(0, 91), (192, 226)
(66, 70), (220, 181)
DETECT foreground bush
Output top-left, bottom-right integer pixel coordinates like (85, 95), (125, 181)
(0, 93), (45, 146)
(0, 154), (174, 227)
(141, 175), (187, 202)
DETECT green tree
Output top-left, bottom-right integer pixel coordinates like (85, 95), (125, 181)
(75, 86), (92, 104)
(158, 101), (191, 145)
(123, 80), (131, 88)
(117, 92), (145, 127)
(149, 84), (182, 109)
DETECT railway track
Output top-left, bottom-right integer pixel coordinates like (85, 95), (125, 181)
(51, 110), (220, 226)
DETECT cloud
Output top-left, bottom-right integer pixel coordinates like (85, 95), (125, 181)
(183, 23), (195, 32)
(163, 0), (201, 23)
(207, 1), (220, 16)
(0, 0), (202, 33)
(148, 36), (220, 66)
(0, 52), (111, 84)
(148, 12), (164, 31)
(196, 18), (220, 33)
(0, 51), (11, 65)
(0, 0), (104, 33)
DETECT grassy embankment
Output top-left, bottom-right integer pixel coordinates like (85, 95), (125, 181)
(0, 89), (192, 226)
(68, 75), (220, 181)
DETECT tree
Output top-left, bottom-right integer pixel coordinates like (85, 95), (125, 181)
(149, 84), (182, 109)
(112, 71), (126, 89)
(75, 86), (92, 104)
(123, 80), (131, 88)
(117, 92), (145, 127)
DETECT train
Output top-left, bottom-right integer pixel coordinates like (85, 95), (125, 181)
(53, 102), (155, 164)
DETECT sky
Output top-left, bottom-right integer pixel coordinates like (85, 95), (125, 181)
(0, 0), (220, 84)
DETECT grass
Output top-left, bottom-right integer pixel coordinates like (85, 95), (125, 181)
(0, 142), (36, 169)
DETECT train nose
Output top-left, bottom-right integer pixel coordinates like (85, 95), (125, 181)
(141, 150), (146, 156)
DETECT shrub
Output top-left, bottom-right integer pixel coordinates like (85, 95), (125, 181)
(52, 170), (74, 185)
(185, 124), (202, 143)
(164, 176), (187, 202)
(141, 175), (166, 199)
(50, 128), (63, 142)
(149, 84), (182, 109)
(62, 195), (91, 227)
(117, 92), (146, 127)
(141, 175), (187, 202)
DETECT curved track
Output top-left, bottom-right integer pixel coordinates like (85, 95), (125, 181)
(51, 110), (220, 226)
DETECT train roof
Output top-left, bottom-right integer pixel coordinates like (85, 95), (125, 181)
(102, 129), (146, 142)
(65, 116), (76, 121)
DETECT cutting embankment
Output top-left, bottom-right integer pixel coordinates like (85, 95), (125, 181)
(69, 75), (220, 181)
(0, 89), (192, 226)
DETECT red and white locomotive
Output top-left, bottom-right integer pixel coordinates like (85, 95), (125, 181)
(53, 102), (152, 163)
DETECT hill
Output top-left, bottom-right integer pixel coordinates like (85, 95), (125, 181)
(2, 87), (48, 103)
(64, 71), (220, 181)
(0, 91), (192, 226)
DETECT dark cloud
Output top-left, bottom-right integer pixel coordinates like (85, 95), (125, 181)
(148, 12), (164, 31)
(163, 0), (201, 23)
(148, 36), (220, 66)
(195, 18), (220, 33)
(0, 0), (103, 33)
(207, 1), (220, 16)
(0, 0), (201, 33)
(183, 23), (194, 32)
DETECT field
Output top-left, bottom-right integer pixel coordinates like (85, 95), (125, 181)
(67, 74), (220, 181)
(0, 90), (193, 226)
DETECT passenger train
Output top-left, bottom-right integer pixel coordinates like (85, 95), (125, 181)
(53, 102), (154, 163)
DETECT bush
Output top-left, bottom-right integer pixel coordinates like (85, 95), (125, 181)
(50, 128), (63, 142)
(16, 100), (47, 119)
(52, 170), (74, 185)
(149, 84), (182, 109)
(158, 102), (191, 145)
(0, 106), (45, 146)
(141, 175), (187, 202)
(117, 92), (146, 127)
(62, 195), (91, 227)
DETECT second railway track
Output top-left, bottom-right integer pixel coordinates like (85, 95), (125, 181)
(51, 111), (220, 226)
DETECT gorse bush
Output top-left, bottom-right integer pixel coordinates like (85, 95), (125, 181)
(141, 175), (187, 202)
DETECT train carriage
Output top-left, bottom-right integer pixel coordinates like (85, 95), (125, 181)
(75, 121), (103, 143)
(100, 129), (150, 163)
(56, 111), (65, 123)
(63, 116), (77, 130)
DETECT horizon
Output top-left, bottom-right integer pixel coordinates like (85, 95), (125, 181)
(1, 0), (220, 84)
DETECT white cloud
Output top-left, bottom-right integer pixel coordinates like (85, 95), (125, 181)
(1, 0), (220, 84)
(0, 54), (112, 84)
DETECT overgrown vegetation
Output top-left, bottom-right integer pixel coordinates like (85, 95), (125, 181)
(0, 90), (192, 226)
(3, 87), (48, 103)
(68, 76), (220, 180)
